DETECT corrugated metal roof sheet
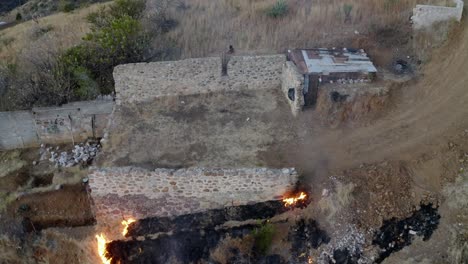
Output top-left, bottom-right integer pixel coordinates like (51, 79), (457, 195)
(289, 48), (377, 75)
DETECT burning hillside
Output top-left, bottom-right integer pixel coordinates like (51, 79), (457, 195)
(94, 191), (313, 264)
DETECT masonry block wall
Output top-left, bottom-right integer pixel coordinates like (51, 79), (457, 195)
(282, 61), (305, 115)
(113, 55), (285, 105)
(0, 100), (113, 150)
(412, 0), (463, 29)
(89, 167), (298, 224)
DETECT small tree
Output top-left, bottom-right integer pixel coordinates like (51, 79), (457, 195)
(59, 0), (150, 96)
(146, 0), (180, 33)
(343, 4), (353, 23)
(266, 0), (289, 18)
(252, 222), (275, 255)
(15, 12), (22, 21)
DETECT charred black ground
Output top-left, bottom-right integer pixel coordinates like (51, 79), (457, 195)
(107, 224), (261, 264)
(107, 197), (322, 264)
(104, 190), (441, 263)
(373, 203), (440, 263)
(289, 218), (330, 262)
(126, 198), (311, 237)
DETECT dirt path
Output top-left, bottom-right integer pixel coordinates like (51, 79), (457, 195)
(312, 23), (468, 170)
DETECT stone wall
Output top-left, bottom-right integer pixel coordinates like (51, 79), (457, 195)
(0, 100), (113, 150)
(100, 55), (294, 168)
(88, 166), (298, 224)
(281, 61), (305, 115)
(113, 55), (285, 104)
(411, 0), (463, 29)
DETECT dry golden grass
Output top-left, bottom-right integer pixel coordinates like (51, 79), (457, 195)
(160, 0), (452, 59)
(0, 0), (452, 63)
(0, 2), (110, 63)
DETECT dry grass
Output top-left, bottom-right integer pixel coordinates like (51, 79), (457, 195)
(0, 0), (454, 63)
(0, 2), (110, 63)
(159, 0), (444, 59)
(210, 236), (255, 263)
(317, 182), (355, 222)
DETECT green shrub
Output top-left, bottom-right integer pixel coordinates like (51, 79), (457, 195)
(343, 4), (353, 21)
(15, 12), (22, 21)
(383, 0), (400, 10)
(110, 0), (146, 20)
(59, 0), (76, 13)
(0, 37), (15, 47)
(87, 0), (146, 30)
(59, 0), (150, 97)
(266, 0), (288, 18)
(252, 222), (275, 255)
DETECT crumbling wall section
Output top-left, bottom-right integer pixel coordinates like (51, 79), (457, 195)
(89, 167), (298, 224)
(0, 100), (113, 150)
(113, 55), (285, 104)
(281, 61), (304, 115)
(411, 0), (463, 29)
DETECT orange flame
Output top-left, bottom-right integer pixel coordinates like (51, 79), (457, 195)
(308, 256), (314, 263)
(282, 192), (307, 206)
(96, 233), (112, 264)
(121, 218), (136, 236)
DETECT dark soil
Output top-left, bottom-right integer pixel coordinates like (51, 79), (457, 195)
(7, 184), (95, 231)
(0, 169), (30, 192)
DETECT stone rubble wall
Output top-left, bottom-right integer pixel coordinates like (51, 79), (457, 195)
(281, 61), (305, 115)
(412, 0), (463, 29)
(0, 100), (113, 150)
(113, 55), (285, 105)
(88, 166), (298, 224)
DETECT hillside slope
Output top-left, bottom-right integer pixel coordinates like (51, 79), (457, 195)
(300, 21), (468, 170)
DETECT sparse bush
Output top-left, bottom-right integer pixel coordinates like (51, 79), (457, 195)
(59, 0), (77, 13)
(31, 25), (54, 39)
(252, 221), (275, 255)
(109, 0), (146, 20)
(266, 0), (288, 18)
(15, 13), (22, 21)
(0, 37), (15, 47)
(384, 0), (400, 10)
(343, 4), (353, 22)
(146, 0), (180, 33)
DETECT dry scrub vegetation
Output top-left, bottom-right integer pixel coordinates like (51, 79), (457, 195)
(0, 0), (447, 111)
(0, 3), (109, 63)
(159, 0), (443, 58)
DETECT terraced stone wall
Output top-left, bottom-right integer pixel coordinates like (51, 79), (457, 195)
(89, 166), (298, 224)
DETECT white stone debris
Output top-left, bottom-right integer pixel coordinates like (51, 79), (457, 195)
(322, 188), (330, 197)
(40, 141), (101, 167)
(318, 225), (370, 264)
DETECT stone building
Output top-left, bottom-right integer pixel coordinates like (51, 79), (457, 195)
(411, 0), (463, 30)
(89, 55), (301, 227)
(285, 48), (377, 110)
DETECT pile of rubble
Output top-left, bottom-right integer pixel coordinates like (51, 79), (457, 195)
(318, 225), (369, 264)
(39, 141), (101, 167)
